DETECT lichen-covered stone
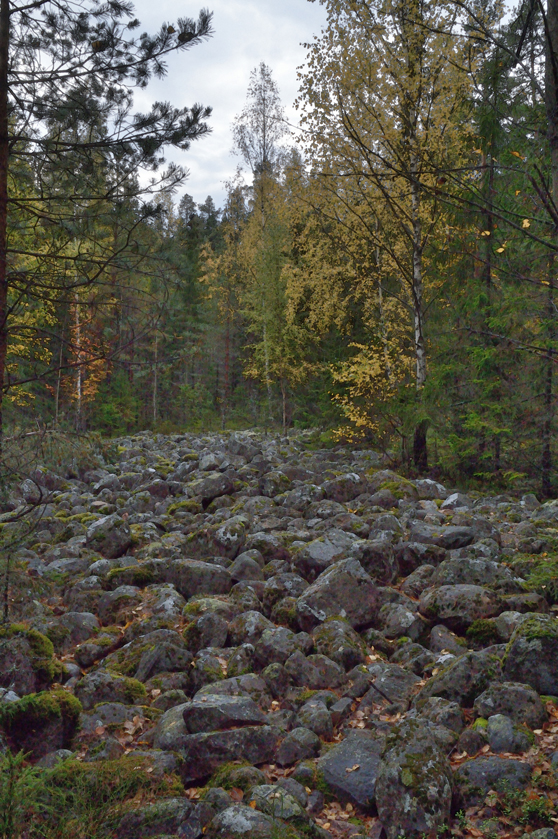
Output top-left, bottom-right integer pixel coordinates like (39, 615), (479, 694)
(454, 755), (532, 807)
(375, 720), (453, 839)
(503, 614), (558, 694)
(295, 557), (380, 631)
(86, 513), (132, 558)
(473, 681), (547, 729)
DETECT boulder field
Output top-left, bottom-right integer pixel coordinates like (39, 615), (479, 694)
(1, 430), (558, 839)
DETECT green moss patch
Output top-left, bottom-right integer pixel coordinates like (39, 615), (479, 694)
(0, 689), (82, 739)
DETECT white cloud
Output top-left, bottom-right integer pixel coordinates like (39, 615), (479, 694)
(132, 0), (327, 208)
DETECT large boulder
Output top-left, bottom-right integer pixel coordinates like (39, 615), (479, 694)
(86, 514), (132, 558)
(473, 681), (548, 729)
(295, 558), (380, 631)
(293, 529), (360, 582)
(164, 559), (232, 600)
(178, 726), (280, 784)
(182, 695), (266, 733)
(375, 720), (453, 839)
(316, 730), (382, 810)
(453, 756), (532, 807)
(0, 626), (57, 696)
(419, 584), (503, 631)
(503, 614), (558, 695)
(418, 647), (504, 706)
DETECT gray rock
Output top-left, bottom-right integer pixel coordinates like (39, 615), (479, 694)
(262, 574), (308, 615)
(97, 585), (142, 624)
(115, 798), (195, 839)
(182, 695), (266, 734)
(86, 514), (132, 558)
(432, 558), (522, 592)
(228, 611), (274, 647)
(205, 804), (274, 838)
(228, 555), (263, 582)
(486, 714), (532, 754)
(418, 647), (504, 706)
(248, 784), (305, 820)
(349, 538), (398, 584)
(185, 612), (229, 654)
(454, 755), (532, 807)
(400, 563), (436, 597)
(296, 699), (333, 739)
(179, 726), (280, 784)
(375, 720), (453, 839)
(380, 602), (425, 641)
(313, 618), (367, 670)
(410, 522), (475, 550)
(293, 529), (360, 582)
(428, 624), (467, 656)
(74, 670), (146, 710)
(317, 730), (382, 810)
(284, 651), (347, 690)
(194, 472), (234, 505)
(361, 662), (421, 712)
(411, 696), (465, 734)
(254, 626), (301, 667)
(165, 559), (232, 600)
(295, 557), (380, 631)
(195, 674), (271, 708)
(276, 726), (321, 766)
(322, 473), (366, 503)
(503, 614), (558, 695)
(419, 584), (503, 631)
(473, 681), (547, 729)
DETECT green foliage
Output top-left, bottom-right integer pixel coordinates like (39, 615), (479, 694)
(0, 751), (183, 839)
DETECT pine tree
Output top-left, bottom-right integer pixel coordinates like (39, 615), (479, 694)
(0, 0), (214, 444)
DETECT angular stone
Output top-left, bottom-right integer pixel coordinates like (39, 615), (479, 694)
(317, 730), (382, 810)
(293, 529), (360, 582)
(418, 647), (504, 707)
(295, 557), (380, 631)
(375, 720), (453, 839)
(178, 726), (280, 783)
(86, 514), (132, 558)
(454, 755), (532, 807)
(503, 614), (558, 695)
(419, 584), (503, 631)
(205, 805), (274, 839)
(164, 559), (232, 600)
(410, 523), (475, 550)
(473, 681), (547, 729)
(284, 650), (347, 690)
(276, 726), (321, 766)
(182, 695), (266, 734)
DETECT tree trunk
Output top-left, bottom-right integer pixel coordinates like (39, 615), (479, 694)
(0, 0), (9, 455)
(542, 268), (554, 497)
(543, 0), (558, 495)
(410, 160), (427, 470)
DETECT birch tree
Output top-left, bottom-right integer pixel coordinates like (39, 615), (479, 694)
(297, 0), (473, 466)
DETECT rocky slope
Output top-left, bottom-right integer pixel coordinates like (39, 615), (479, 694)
(1, 430), (558, 839)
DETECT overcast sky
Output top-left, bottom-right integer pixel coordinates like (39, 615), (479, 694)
(132, 0), (328, 209)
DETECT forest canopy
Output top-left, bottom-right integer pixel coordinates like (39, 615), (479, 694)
(3, 0), (558, 497)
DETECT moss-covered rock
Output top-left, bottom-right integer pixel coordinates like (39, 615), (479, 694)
(106, 565), (155, 589)
(0, 624), (60, 695)
(0, 689), (82, 758)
